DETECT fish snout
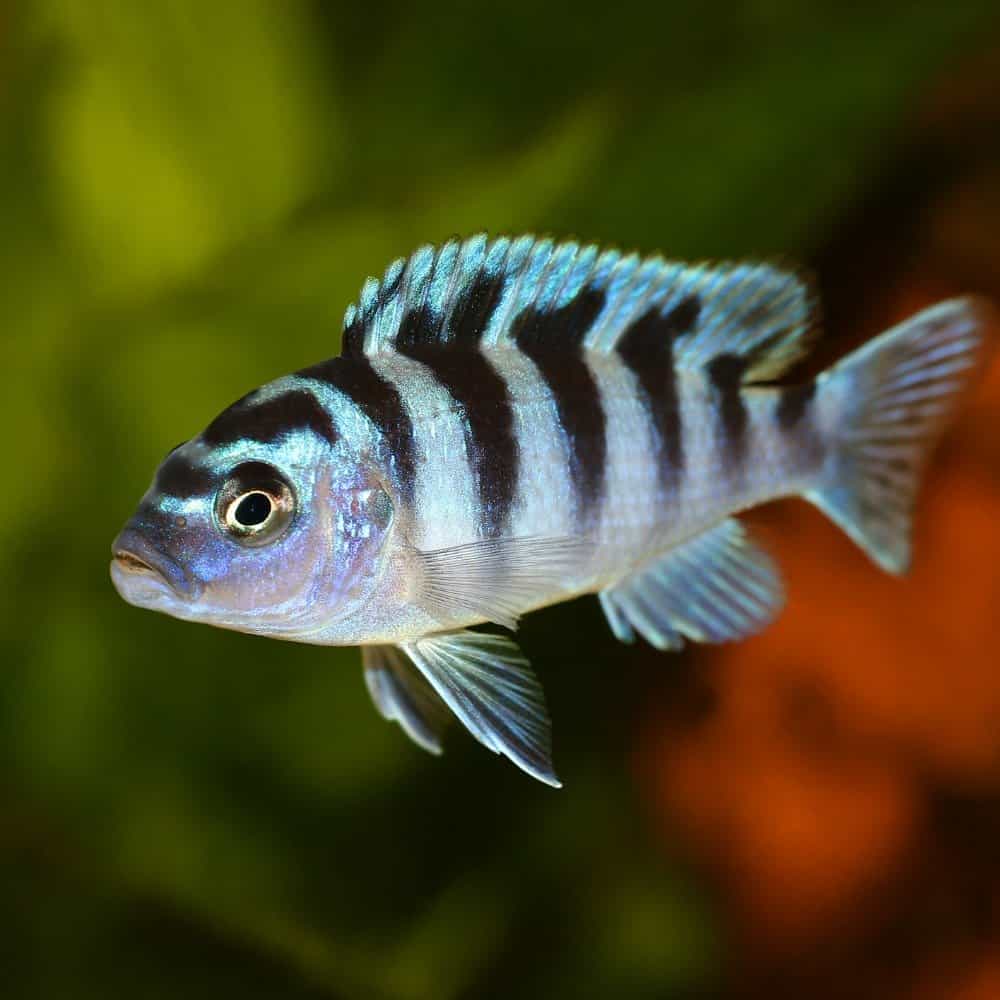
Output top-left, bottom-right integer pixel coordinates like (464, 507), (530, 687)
(111, 526), (201, 600)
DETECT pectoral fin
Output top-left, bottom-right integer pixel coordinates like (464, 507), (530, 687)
(414, 535), (590, 630)
(401, 630), (560, 787)
(600, 518), (784, 650)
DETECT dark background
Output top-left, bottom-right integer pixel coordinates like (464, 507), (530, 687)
(3, 3), (1000, 997)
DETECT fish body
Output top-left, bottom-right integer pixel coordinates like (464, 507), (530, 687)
(111, 235), (994, 785)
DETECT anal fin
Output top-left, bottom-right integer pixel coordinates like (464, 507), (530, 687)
(600, 519), (785, 650)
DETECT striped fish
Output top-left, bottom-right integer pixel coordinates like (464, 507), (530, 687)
(111, 235), (995, 785)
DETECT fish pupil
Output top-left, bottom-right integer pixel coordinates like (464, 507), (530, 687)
(235, 492), (272, 526)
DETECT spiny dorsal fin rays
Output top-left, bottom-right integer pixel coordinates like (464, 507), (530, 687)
(340, 234), (815, 382)
(482, 236), (551, 345)
(431, 237), (482, 343)
(674, 261), (816, 380)
(584, 252), (661, 352)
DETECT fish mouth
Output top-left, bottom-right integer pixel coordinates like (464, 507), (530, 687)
(110, 529), (200, 602)
(114, 550), (158, 574)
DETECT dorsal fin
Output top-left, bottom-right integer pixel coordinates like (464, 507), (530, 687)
(341, 234), (816, 381)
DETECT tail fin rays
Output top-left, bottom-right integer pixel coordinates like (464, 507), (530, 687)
(807, 298), (994, 573)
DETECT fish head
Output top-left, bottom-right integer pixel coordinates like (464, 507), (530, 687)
(111, 388), (398, 640)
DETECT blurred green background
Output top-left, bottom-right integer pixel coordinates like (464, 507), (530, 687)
(3, 2), (999, 997)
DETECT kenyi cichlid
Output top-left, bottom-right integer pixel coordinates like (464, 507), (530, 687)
(111, 235), (995, 785)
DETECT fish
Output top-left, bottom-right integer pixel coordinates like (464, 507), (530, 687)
(110, 234), (995, 786)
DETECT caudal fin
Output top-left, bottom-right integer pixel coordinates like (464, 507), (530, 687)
(807, 298), (995, 573)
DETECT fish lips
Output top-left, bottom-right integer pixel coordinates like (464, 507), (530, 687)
(110, 526), (203, 604)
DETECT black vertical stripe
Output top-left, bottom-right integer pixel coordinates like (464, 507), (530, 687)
(512, 286), (607, 521)
(396, 304), (440, 350)
(132, 500), (195, 541)
(154, 452), (216, 498)
(617, 294), (700, 494)
(448, 268), (507, 344)
(341, 312), (366, 358)
(664, 293), (701, 338)
(396, 272), (517, 537)
(377, 262), (404, 310)
(342, 262), (404, 358)
(776, 380), (816, 430)
(201, 389), (339, 448)
(401, 349), (517, 538)
(297, 356), (418, 504)
(706, 353), (751, 466)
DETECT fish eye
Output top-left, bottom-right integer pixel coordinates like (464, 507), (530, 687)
(215, 462), (295, 546)
(230, 491), (272, 528)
